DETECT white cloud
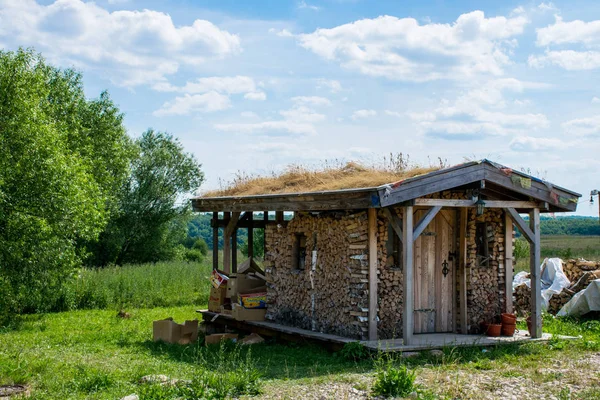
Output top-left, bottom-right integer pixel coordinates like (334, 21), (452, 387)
(214, 121), (316, 136)
(297, 1), (320, 11)
(316, 79), (342, 93)
(407, 79), (549, 138)
(562, 115), (600, 136)
(153, 92), (231, 116)
(384, 110), (403, 117)
(291, 96), (332, 107)
(280, 105), (325, 122)
(244, 91), (267, 101)
(0, 0), (240, 87)
(298, 11), (529, 82)
(529, 50), (600, 70)
(269, 28), (294, 37)
(531, 16), (600, 71)
(240, 111), (259, 118)
(155, 76), (256, 94)
(351, 109), (377, 120)
(536, 16), (600, 47)
(509, 136), (569, 152)
(593, 97), (600, 104)
(537, 2), (557, 12)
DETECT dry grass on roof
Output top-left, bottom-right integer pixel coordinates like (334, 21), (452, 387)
(203, 156), (445, 197)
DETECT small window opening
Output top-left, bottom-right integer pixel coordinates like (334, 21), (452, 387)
(386, 223), (403, 270)
(292, 233), (307, 270)
(475, 222), (490, 267)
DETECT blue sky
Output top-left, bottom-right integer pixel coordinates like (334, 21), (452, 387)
(1, 0), (599, 216)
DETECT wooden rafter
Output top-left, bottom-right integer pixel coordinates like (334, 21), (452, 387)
(505, 208), (534, 243)
(413, 206), (442, 241)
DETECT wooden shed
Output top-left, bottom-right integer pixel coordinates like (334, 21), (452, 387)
(192, 160), (580, 345)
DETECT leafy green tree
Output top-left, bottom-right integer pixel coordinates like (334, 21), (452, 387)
(240, 228), (265, 259)
(0, 49), (131, 318)
(92, 130), (204, 265)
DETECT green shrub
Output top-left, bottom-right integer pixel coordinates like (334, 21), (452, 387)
(340, 341), (370, 361)
(193, 238), (209, 256)
(194, 341), (262, 399)
(372, 355), (416, 398)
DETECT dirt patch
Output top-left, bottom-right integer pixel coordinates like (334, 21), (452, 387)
(0, 385), (28, 399)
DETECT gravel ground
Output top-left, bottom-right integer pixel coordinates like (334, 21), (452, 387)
(257, 352), (600, 399)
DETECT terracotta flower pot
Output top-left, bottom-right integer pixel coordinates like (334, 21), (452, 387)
(501, 323), (516, 337)
(501, 313), (517, 325)
(486, 323), (502, 337)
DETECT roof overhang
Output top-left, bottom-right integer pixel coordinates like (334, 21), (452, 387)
(191, 160), (581, 213)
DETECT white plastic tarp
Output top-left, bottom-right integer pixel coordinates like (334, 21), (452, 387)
(512, 258), (571, 311)
(557, 279), (600, 317)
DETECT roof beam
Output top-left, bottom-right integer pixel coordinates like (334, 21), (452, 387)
(413, 206), (442, 241)
(414, 199), (541, 209)
(379, 164), (486, 207)
(505, 207), (534, 243)
(192, 191), (377, 212)
(383, 207), (403, 243)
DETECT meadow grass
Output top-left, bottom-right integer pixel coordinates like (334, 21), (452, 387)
(0, 307), (599, 399)
(63, 260), (213, 311)
(515, 235), (600, 272)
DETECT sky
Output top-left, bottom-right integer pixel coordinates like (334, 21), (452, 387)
(1, 0), (599, 216)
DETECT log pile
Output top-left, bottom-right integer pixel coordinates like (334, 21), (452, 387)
(514, 259), (600, 316)
(264, 211), (371, 339)
(466, 208), (506, 330)
(378, 209), (403, 339)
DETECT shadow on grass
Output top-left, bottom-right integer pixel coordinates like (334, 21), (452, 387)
(134, 337), (374, 380)
(130, 331), (558, 382)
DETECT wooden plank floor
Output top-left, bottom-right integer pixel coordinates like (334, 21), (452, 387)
(198, 310), (354, 350)
(198, 311), (572, 352)
(362, 332), (573, 352)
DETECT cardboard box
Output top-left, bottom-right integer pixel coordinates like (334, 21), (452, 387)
(226, 273), (266, 299)
(208, 285), (227, 312)
(239, 292), (267, 309)
(220, 305), (232, 316)
(232, 304), (266, 321)
(153, 318), (199, 344)
(205, 333), (239, 345)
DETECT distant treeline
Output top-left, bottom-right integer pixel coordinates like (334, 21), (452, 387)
(187, 215), (600, 252)
(540, 216), (600, 236)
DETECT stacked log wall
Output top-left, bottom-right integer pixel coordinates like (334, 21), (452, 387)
(263, 190), (510, 339)
(466, 208), (506, 330)
(264, 211), (370, 339)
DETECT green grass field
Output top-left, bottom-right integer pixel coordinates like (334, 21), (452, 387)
(515, 235), (600, 272)
(1, 246), (600, 398)
(1, 306), (600, 399)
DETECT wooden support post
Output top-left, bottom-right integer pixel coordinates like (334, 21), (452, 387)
(232, 229), (238, 273)
(459, 208), (468, 333)
(263, 211), (268, 258)
(402, 206), (414, 345)
(276, 211), (284, 224)
(223, 212), (231, 274)
(212, 212), (219, 270)
(248, 213), (254, 259)
(504, 211), (514, 314)
(529, 208), (542, 338)
(223, 212), (240, 274)
(368, 208), (378, 341)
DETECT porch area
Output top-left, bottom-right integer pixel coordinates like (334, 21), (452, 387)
(198, 310), (565, 352)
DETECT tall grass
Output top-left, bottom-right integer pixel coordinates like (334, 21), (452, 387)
(63, 260), (213, 310)
(515, 235), (600, 273)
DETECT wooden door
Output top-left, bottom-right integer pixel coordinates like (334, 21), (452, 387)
(413, 209), (456, 333)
